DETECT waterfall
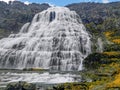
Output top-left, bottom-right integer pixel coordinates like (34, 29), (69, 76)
(97, 38), (103, 53)
(0, 7), (91, 71)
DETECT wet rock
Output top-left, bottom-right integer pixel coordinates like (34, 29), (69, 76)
(5, 81), (36, 90)
(22, 68), (48, 71)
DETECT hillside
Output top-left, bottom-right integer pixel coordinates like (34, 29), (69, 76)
(67, 2), (120, 36)
(0, 1), (50, 38)
(0, 1), (120, 38)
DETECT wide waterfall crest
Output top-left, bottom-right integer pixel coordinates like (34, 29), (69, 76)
(0, 7), (91, 71)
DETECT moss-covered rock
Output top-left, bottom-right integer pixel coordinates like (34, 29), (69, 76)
(83, 53), (108, 70)
(5, 81), (36, 90)
(49, 83), (89, 90)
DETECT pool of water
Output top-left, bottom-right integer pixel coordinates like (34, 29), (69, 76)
(0, 70), (81, 88)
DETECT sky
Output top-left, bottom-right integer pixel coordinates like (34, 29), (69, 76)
(0, 0), (120, 6)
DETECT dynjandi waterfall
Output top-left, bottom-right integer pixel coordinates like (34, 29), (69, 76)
(0, 7), (91, 71)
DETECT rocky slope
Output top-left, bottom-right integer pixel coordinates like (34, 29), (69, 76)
(0, 1), (120, 38)
(0, 1), (50, 38)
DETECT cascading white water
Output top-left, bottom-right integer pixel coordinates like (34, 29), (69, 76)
(0, 7), (91, 71)
(97, 38), (103, 53)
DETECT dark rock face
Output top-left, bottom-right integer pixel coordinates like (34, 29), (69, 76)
(83, 53), (112, 70)
(5, 81), (36, 90)
(0, 1), (50, 38)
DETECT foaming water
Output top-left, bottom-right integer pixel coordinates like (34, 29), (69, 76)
(97, 38), (103, 52)
(0, 71), (81, 88)
(0, 7), (91, 71)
